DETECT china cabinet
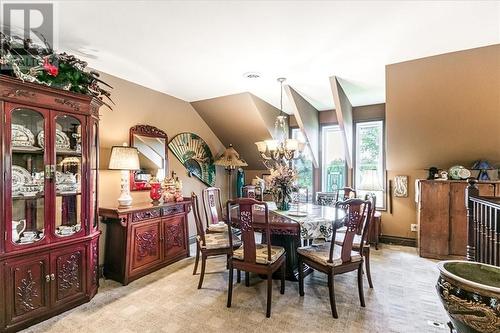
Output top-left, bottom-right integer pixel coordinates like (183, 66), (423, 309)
(0, 75), (102, 332)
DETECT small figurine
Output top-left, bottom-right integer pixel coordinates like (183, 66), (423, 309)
(427, 167), (439, 180)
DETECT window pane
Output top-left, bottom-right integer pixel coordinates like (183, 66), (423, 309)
(291, 128), (313, 197)
(322, 126), (346, 191)
(355, 120), (384, 208)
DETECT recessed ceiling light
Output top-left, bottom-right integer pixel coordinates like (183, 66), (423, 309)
(243, 72), (261, 79)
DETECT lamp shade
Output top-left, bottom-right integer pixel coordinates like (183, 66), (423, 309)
(108, 146), (140, 170)
(214, 144), (248, 169)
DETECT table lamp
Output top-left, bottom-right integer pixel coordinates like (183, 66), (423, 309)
(214, 144), (248, 199)
(109, 144), (140, 207)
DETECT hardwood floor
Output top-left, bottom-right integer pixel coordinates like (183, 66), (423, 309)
(22, 245), (449, 333)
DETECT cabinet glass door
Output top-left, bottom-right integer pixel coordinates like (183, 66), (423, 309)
(9, 107), (48, 246)
(53, 114), (85, 238)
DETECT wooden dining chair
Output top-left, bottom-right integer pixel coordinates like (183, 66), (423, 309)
(342, 187), (357, 199)
(297, 198), (372, 318)
(226, 198), (286, 318)
(201, 187), (227, 233)
(191, 192), (242, 289)
(316, 191), (339, 206)
(334, 194), (376, 288)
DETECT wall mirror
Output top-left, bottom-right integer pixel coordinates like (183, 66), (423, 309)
(129, 125), (168, 191)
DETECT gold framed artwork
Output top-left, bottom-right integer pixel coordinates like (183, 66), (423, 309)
(394, 175), (408, 197)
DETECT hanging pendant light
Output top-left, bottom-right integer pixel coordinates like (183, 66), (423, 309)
(255, 78), (303, 167)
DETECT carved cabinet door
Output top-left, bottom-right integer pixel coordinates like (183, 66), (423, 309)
(163, 216), (188, 261)
(130, 219), (162, 275)
(4, 254), (51, 326)
(50, 245), (87, 308)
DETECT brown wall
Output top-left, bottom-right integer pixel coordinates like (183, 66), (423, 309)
(97, 72), (228, 262)
(385, 44), (500, 239)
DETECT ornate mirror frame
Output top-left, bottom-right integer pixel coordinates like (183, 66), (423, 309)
(129, 124), (168, 191)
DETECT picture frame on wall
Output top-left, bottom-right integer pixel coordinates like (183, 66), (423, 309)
(394, 175), (409, 197)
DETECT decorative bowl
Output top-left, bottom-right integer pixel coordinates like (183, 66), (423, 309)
(436, 260), (500, 333)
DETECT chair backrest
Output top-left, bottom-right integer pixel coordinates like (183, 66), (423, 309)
(242, 185), (256, 199)
(316, 191), (339, 206)
(226, 198), (272, 264)
(202, 187), (223, 229)
(293, 187), (309, 204)
(342, 187), (357, 199)
(191, 192), (206, 246)
(331, 198), (372, 263)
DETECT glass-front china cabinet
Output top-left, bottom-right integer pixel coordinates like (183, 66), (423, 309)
(0, 75), (101, 332)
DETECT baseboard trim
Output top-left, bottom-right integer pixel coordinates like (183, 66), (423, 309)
(379, 235), (417, 248)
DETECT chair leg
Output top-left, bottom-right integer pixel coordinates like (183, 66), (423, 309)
(192, 244), (200, 275)
(298, 256), (305, 297)
(280, 261), (285, 295)
(328, 273), (338, 318)
(357, 263), (366, 307)
(236, 269), (241, 283)
(227, 262), (233, 308)
(245, 272), (250, 287)
(365, 248), (374, 288)
(266, 273), (273, 318)
(197, 254), (207, 289)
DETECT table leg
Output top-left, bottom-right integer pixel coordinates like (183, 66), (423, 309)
(269, 234), (312, 281)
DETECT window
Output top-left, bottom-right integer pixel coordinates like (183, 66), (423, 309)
(291, 128), (313, 197)
(355, 120), (385, 208)
(321, 125), (346, 191)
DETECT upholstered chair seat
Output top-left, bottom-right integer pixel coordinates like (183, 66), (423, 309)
(198, 232), (241, 250)
(207, 223), (227, 233)
(297, 244), (361, 267)
(334, 233), (369, 248)
(233, 244), (285, 264)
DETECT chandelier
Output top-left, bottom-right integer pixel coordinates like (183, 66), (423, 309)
(255, 78), (304, 167)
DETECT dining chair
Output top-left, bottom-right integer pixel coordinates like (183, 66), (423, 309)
(201, 187), (227, 233)
(297, 198), (372, 318)
(191, 192), (242, 288)
(316, 191), (339, 206)
(334, 194), (376, 288)
(342, 187), (357, 199)
(242, 185), (257, 199)
(226, 198), (286, 318)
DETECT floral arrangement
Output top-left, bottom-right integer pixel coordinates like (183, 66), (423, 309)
(265, 164), (297, 211)
(0, 32), (113, 109)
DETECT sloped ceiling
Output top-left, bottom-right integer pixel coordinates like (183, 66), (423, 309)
(191, 93), (281, 169)
(331, 76), (354, 168)
(285, 85), (320, 168)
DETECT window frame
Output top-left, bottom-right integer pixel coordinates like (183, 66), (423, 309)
(354, 119), (386, 210)
(320, 124), (348, 192)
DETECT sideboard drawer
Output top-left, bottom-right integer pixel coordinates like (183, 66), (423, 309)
(161, 204), (184, 216)
(132, 209), (161, 222)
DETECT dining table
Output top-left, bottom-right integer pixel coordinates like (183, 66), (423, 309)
(230, 202), (346, 281)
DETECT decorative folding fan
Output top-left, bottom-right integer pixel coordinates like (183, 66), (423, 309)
(168, 133), (216, 186)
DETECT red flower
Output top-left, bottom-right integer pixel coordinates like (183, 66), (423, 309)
(43, 57), (59, 77)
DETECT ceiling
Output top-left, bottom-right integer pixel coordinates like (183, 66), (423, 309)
(8, 1), (500, 112)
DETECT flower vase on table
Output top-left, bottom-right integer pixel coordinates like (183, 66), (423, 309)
(265, 164), (297, 212)
(273, 185), (292, 211)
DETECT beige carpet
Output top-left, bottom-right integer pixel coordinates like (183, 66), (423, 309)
(22, 244), (449, 333)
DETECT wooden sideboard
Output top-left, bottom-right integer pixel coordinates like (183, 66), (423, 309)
(417, 180), (500, 259)
(99, 199), (191, 285)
